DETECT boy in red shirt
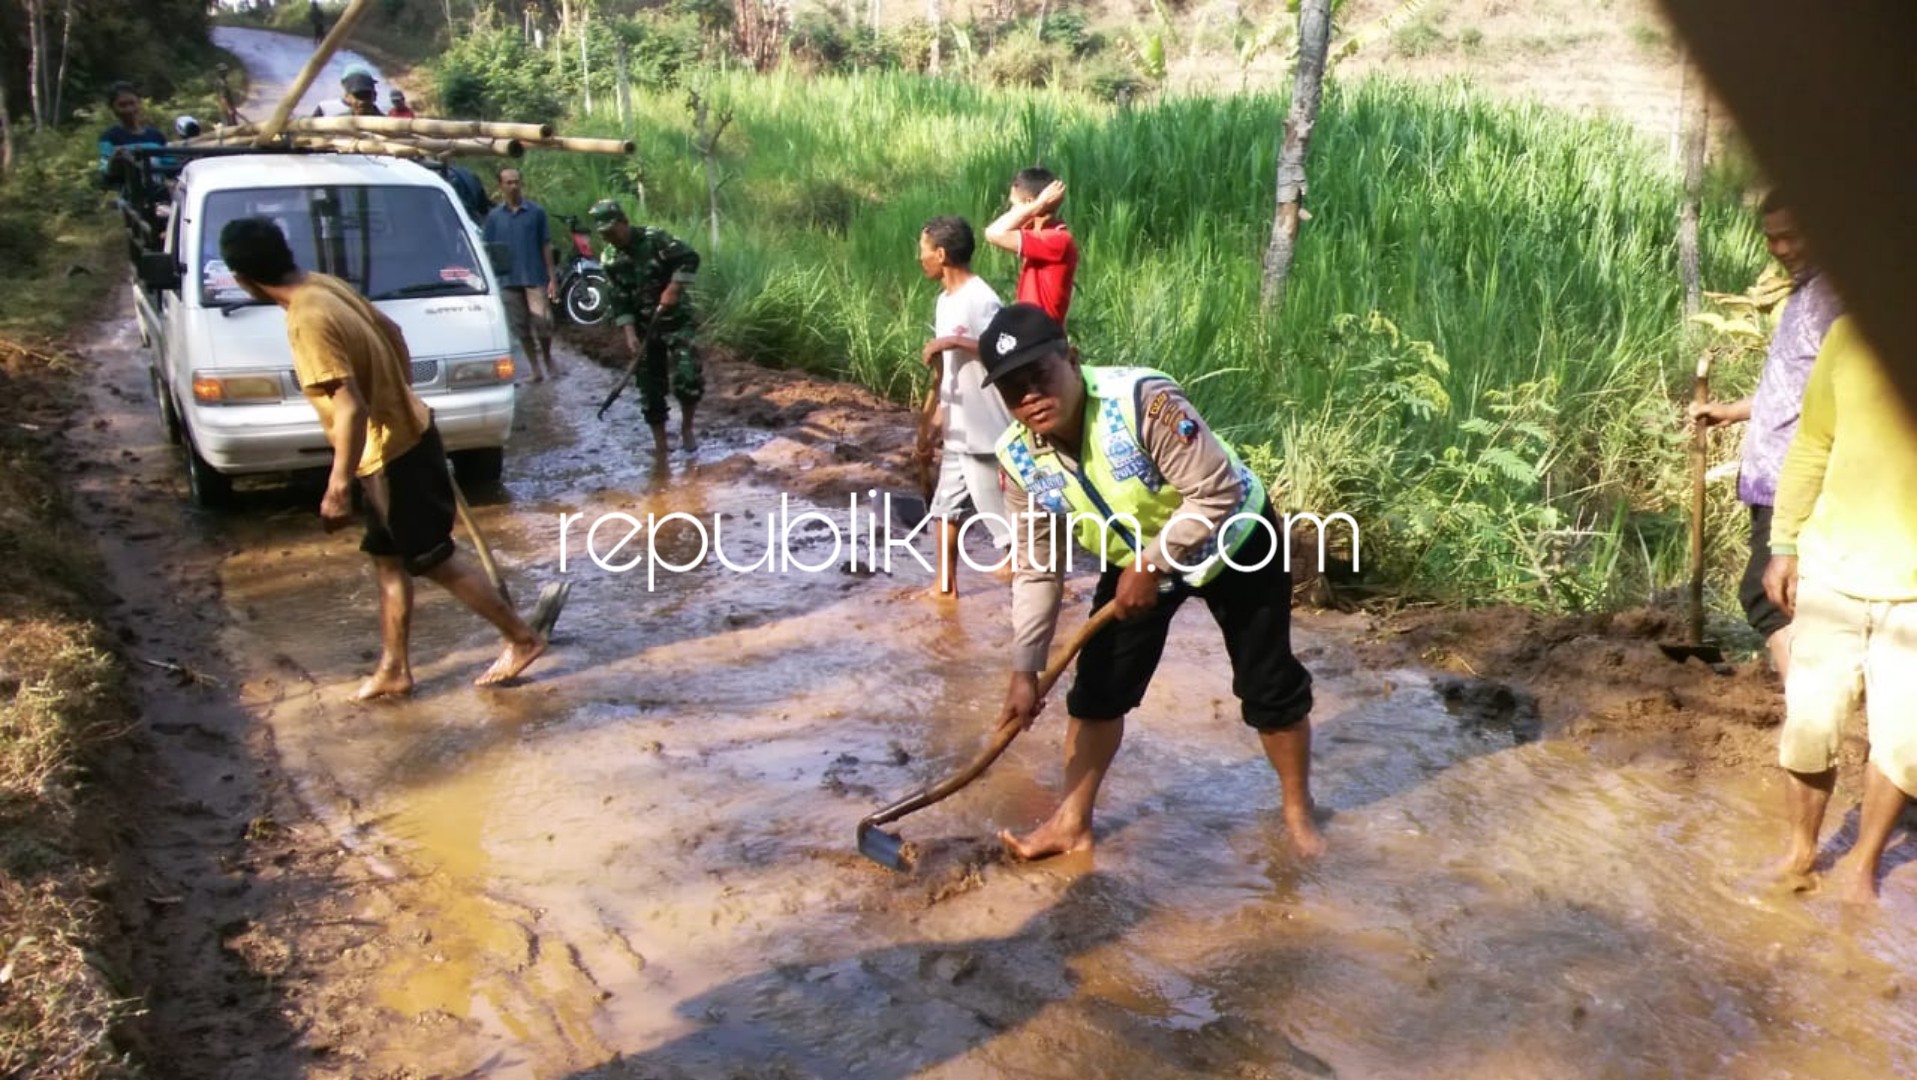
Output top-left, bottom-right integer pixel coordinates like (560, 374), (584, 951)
(984, 167), (1080, 327)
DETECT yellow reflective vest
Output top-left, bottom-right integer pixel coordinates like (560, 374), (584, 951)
(994, 366), (1268, 587)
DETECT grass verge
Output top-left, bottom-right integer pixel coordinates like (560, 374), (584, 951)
(0, 60), (244, 1078)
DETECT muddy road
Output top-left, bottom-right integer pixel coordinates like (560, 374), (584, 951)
(65, 298), (1917, 1078)
(70, 28), (1917, 1078)
(212, 25), (386, 120)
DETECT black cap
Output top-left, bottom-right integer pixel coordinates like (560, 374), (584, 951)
(977, 303), (1067, 387)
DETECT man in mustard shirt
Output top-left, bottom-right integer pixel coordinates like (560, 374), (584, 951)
(979, 304), (1320, 862)
(1763, 313), (1917, 905)
(218, 217), (548, 700)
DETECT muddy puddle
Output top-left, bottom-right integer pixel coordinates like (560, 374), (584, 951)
(66, 310), (1917, 1078)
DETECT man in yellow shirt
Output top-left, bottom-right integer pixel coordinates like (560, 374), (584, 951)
(219, 217), (547, 700)
(1763, 313), (1917, 905)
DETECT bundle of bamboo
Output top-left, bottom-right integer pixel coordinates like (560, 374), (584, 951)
(184, 0), (630, 163)
(180, 117), (632, 160)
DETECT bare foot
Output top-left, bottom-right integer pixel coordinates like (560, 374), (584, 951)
(991, 561), (1016, 583)
(1768, 848), (1820, 893)
(476, 635), (547, 687)
(1285, 805), (1327, 858)
(999, 818), (1093, 862)
(1840, 865), (1881, 907)
(920, 585), (959, 607)
(355, 667), (413, 701)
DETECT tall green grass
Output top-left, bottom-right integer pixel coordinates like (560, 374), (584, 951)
(510, 68), (1767, 619)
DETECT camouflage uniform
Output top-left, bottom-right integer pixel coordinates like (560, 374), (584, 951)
(592, 199), (703, 427)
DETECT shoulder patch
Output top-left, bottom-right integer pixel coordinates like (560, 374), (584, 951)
(1175, 415), (1199, 443)
(1146, 389), (1174, 419)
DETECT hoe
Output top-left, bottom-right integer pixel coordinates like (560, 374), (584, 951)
(856, 600), (1120, 872)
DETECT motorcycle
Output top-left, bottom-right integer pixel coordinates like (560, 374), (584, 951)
(552, 213), (613, 327)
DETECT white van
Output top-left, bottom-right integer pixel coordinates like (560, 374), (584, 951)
(130, 152), (517, 507)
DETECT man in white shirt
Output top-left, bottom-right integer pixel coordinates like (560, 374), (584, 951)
(916, 215), (1015, 600)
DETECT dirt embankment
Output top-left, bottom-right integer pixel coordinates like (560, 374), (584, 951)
(1342, 601), (1870, 792)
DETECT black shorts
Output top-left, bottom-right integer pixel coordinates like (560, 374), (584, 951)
(1738, 503), (1790, 638)
(359, 425), (458, 576)
(1064, 506), (1315, 731)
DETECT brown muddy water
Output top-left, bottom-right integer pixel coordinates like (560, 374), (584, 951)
(68, 314), (1917, 1079)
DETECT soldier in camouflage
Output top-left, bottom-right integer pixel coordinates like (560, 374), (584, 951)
(589, 198), (704, 458)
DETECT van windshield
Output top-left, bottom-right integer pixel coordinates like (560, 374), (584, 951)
(198, 184), (487, 307)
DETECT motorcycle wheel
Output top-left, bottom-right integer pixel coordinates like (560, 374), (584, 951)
(565, 271), (612, 326)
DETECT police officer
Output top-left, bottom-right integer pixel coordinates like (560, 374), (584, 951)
(590, 198), (704, 460)
(979, 303), (1322, 863)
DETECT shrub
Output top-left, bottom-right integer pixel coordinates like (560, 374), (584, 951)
(977, 30), (1070, 88)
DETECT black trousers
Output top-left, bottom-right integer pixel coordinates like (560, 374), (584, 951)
(1065, 506), (1315, 731)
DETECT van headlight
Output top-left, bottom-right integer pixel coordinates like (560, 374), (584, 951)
(192, 372), (283, 403)
(450, 357), (514, 386)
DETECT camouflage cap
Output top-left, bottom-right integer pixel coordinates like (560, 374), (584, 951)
(588, 198), (628, 233)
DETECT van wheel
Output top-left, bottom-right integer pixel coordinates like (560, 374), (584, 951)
(451, 447), (504, 491)
(151, 370), (182, 446)
(183, 433), (233, 509)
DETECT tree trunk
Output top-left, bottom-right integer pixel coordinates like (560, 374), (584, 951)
(1677, 55), (1710, 320)
(616, 44), (630, 128)
(50, 0), (73, 128)
(1259, 0), (1333, 312)
(26, 0), (46, 131)
(579, 17), (592, 116)
(927, 0), (941, 73)
(689, 91), (732, 254)
(1, 78), (14, 174)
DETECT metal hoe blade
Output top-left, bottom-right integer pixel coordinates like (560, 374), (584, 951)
(529, 580), (572, 638)
(856, 821), (917, 872)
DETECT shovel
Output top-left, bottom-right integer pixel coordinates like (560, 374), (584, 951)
(856, 599), (1122, 872)
(1660, 350), (1724, 665)
(446, 468), (571, 639)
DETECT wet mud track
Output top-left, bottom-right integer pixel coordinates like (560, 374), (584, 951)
(63, 303), (1917, 1079)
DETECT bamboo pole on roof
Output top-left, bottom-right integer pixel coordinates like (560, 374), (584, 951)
(255, 0), (376, 148)
(530, 135), (635, 155)
(287, 116), (557, 141)
(287, 134), (526, 159)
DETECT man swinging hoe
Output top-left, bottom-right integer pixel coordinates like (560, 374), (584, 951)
(979, 304), (1323, 861)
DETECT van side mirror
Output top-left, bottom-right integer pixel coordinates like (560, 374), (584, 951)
(138, 251), (181, 292)
(485, 241), (511, 276)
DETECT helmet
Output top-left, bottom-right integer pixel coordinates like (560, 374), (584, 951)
(341, 63), (377, 96)
(588, 198), (628, 233)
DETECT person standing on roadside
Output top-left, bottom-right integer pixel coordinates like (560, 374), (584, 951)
(218, 217), (548, 700)
(387, 89), (417, 118)
(1762, 313), (1917, 906)
(483, 168), (560, 382)
(1690, 191), (1843, 682)
(915, 215), (1015, 600)
(977, 303), (1321, 863)
(592, 198), (704, 462)
(983, 166), (1080, 328)
(309, 1), (326, 44)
